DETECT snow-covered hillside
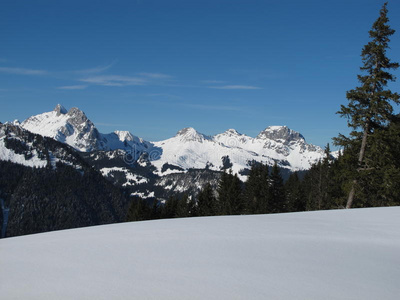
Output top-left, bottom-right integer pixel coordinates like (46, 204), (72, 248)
(1, 207), (399, 299)
(0, 123), (84, 170)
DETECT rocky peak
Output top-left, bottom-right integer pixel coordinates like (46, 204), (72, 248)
(223, 129), (241, 136)
(66, 107), (90, 127)
(54, 104), (67, 116)
(256, 126), (305, 144)
(213, 128), (253, 148)
(175, 127), (210, 142)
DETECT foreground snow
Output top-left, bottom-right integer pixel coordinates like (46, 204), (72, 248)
(1, 207), (399, 299)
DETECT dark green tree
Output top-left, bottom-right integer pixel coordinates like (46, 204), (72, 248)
(175, 194), (189, 218)
(335, 3), (399, 208)
(302, 162), (330, 210)
(269, 163), (286, 213)
(217, 170), (232, 215)
(197, 183), (217, 216)
(187, 195), (198, 217)
(285, 172), (306, 212)
(228, 173), (244, 215)
(217, 170), (244, 215)
(244, 163), (269, 214)
(359, 115), (400, 206)
(161, 196), (178, 219)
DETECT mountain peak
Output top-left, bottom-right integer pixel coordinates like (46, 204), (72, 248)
(67, 107), (85, 116)
(114, 130), (134, 142)
(54, 104), (67, 116)
(224, 128), (241, 135)
(66, 107), (89, 125)
(256, 126), (305, 144)
(176, 127), (209, 142)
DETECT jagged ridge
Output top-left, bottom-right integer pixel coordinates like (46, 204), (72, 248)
(15, 105), (325, 181)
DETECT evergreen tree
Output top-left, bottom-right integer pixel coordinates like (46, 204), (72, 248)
(217, 170), (232, 215)
(197, 183), (216, 216)
(244, 163), (269, 214)
(187, 195), (198, 217)
(217, 170), (244, 215)
(161, 196), (178, 219)
(285, 172), (306, 212)
(335, 3), (399, 208)
(175, 194), (189, 218)
(359, 115), (400, 206)
(301, 144), (343, 211)
(227, 173), (244, 215)
(269, 163), (286, 213)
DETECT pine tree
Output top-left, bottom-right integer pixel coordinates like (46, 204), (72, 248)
(269, 163), (286, 213)
(175, 194), (189, 218)
(285, 172), (306, 212)
(161, 196), (178, 219)
(217, 170), (232, 215)
(244, 163), (269, 214)
(244, 163), (262, 213)
(335, 3), (399, 208)
(197, 183), (216, 216)
(360, 115), (400, 206)
(187, 195), (198, 217)
(228, 173), (244, 215)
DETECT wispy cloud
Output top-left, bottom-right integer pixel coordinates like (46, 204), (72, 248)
(209, 85), (262, 90)
(80, 75), (147, 87)
(146, 93), (182, 99)
(0, 67), (48, 75)
(138, 72), (173, 79)
(182, 103), (242, 111)
(75, 61), (116, 74)
(57, 85), (88, 90)
(201, 80), (227, 84)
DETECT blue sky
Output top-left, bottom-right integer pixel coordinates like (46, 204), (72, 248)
(1, 0), (399, 148)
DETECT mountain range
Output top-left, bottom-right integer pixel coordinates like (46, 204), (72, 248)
(19, 105), (326, 177)
(0, 104), (330, 237)
(1, 104), (330, 200)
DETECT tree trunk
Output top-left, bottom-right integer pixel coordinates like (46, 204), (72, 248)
(346, 122), (370, 209)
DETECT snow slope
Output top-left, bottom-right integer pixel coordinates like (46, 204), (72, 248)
(1, 207), (399, 299)
(0, 138), (47, 168)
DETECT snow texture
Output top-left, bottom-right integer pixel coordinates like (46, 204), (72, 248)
(1, 207), (399, 299)
(100, 167), (148, 186)
(0, 139), (47, 168)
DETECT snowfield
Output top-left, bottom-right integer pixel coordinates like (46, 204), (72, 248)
(1, 207), (399, 299)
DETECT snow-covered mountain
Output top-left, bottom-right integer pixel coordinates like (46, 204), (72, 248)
(16, 105), (326, 182)
(152, 126), (325, 179)
(21, 104), (151, 155)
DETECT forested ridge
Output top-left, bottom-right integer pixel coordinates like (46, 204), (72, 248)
(0, 124), (130, 237)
